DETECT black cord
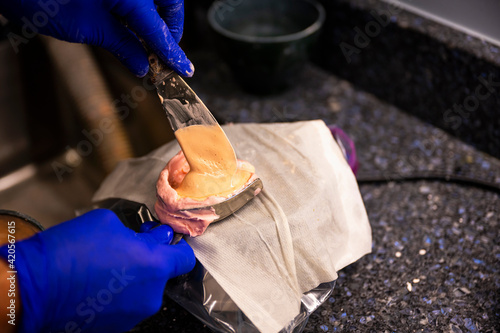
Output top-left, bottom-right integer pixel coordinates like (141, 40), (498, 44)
(356, 171), (500, 195)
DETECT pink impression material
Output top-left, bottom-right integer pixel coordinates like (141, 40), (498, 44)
(155, 150), (258, 237)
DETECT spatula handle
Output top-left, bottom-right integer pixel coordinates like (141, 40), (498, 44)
(147, 52), (174, 85)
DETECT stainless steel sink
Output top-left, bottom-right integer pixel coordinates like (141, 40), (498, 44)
(0, 37), (175, 229)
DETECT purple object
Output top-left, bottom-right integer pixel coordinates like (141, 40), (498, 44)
(328, 126), (359, 175)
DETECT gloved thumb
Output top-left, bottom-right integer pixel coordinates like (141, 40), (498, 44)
(140, 221), (162, 233)
(136, 222), (174, 244)
(162, 239), (196, 279)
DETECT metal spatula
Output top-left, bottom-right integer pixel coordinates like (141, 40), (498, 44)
(147, 54), (263, 233)
(148, 54), (218, 130)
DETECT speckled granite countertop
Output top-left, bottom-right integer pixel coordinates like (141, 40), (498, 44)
(311, 0), (500, 159)
(131, 51), (499, 333)
(339, 0), (500, 66)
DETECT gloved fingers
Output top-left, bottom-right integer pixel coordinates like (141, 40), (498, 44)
(155, 0), (184, 43)
(112, 0), (194, 77)
(136, 223), (174, 244)
(99, 13), (149, 77)
(162, 239), (196, 279)
(139, 221), (162, 233)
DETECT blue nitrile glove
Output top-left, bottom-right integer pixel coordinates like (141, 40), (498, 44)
(0, 0), (194, 77)
(0, 209), (195, 333)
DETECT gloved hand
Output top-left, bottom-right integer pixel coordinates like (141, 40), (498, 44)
(0, 0), (193, 77)
(0, 209), (195, 333)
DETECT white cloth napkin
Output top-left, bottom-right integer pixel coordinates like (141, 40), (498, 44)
(93, 120), (372, 333)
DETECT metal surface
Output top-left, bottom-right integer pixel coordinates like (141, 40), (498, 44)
(0, 157), (102, 229)
(148, 54), (218, 131)
(180, 178), (264, 223)
(43, 37), (134, 173)
(147, 53), (264, 232)
(155, 71), (219, 130)
(0, 40), (30, 176)
(170, 178), (263, 245)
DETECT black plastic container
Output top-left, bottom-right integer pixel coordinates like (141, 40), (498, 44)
(208, 0), (325, 94)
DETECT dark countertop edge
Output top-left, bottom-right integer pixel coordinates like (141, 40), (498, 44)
(335, 0), (500, 66)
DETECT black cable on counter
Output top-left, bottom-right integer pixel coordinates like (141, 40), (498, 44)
(356, 171), (500, 195)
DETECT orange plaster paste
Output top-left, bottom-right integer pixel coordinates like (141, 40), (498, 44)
(155, 124), (257, 236)
(173, 124), (253, 200)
